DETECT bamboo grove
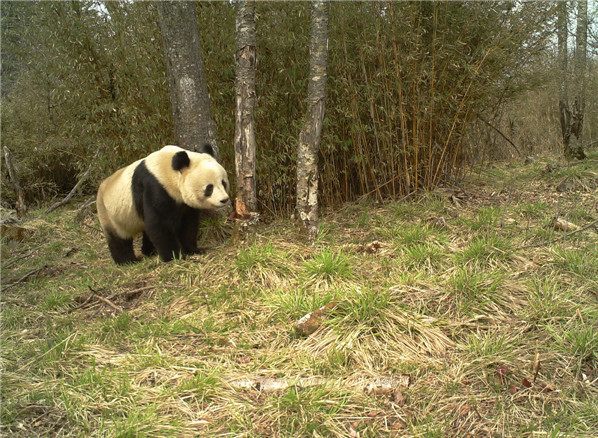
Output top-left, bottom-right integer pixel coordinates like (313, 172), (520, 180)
(2, 2), (559, 215)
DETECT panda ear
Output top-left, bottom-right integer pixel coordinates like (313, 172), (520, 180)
(202, 144), (215, 158)
(172, 151), (190, 171)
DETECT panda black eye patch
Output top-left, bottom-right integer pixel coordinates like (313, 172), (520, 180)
(204, 184), (214, 197)
(222, 180), (227, 189)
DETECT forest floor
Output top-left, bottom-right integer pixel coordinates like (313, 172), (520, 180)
(1, 153), (597, 437)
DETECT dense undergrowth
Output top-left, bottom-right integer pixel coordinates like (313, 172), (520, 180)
(1, 154), (597, 436)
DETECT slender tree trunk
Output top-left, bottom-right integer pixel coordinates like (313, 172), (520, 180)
(156, 1), (219, 158)
(558, 0), (587, 160)
(234, 0), (258, 217)
(2, 146), (26, 216)
(557, 1), (572, 157)
(296, 1), (329, 237)
(570, 0), (587, 159)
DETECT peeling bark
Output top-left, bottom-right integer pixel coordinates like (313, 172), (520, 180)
(156, 1), (219, 158)
(234, 1), (258, 216)
(296, 1), (329, 237)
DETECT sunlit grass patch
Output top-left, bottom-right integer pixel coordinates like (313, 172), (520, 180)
(466, 332), (514, 363)
(565, 206), (596, 223)
(515, 201), (550, 220)
(523, 276), (574, 323)
(105, 405), (170, 438)
(462, 206), (503, 231)
(176, 370), (221, 402)
(264, 288), (337, 322)
(304, 250), (351, 280)
(315, 221), (339, 243)
(394, 223), (435, 245)
(42, 290), (73, 310)
(401, 242), (445, 271)
(540, 398), (598, 435)
(270, 386), (349, 436)
(448, 267), (503, 314)
(390, 201), (421, 219)
(418, 192), (449, 214)
(548, 322), (598, 363)
(309, 348), (352, 375)
(100, 312), (135, 341)
(235, 242), (295, 286)
(455, 235), (513, 266)
(333, 287), (390, 326)
(552, 246), (598, 278)
(0, 306), (28, 330)
(236, 243), (277, 273)
(25, 331), (87, 373)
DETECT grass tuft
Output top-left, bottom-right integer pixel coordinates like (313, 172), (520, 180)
(304, 250), (351, 280)
(455, 235), (513, 266)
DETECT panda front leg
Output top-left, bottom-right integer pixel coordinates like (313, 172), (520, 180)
(144, 209), (183, 262)
(178, 207), (205, 255)
(141, 231), (156, 257)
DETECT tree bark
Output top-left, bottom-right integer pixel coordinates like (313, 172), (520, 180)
(558, 0), (587, 160)
(156, 1), (219, 158)
(570, 0), (587, 159)
(2, 145), (26, 216)
(234, 1), (258, 217)
(296, 1), (329, 237)
(557, 1), (570, 151)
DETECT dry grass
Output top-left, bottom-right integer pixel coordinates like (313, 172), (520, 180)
(1, 153), (597, 436)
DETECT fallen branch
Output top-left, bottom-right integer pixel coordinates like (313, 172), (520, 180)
(1, 248), (37, 270)
(475, 113), (522, 157)
(47, 152), (98, 213)
(74, 197), (96, 222)
(228, 375), (410, 394)
(92, 293), (121, 312)
(107, 285), (154, 301)
(2, 265), (47, 291)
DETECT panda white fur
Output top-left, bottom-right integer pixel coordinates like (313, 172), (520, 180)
(96, 145), (229, 264)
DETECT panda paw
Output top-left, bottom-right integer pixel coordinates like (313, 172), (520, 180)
(183, 247), (207, 256)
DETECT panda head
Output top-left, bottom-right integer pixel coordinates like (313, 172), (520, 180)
(171, 148), (230, 210)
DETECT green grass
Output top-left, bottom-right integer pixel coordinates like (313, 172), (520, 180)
(235, 242), (277, 273)
(548, 322), (598, 363)
(2, 155), (597, 436)
(448, 267), (503, 314)
(516, 201), (550, 219)
(455, 234), (513, 266)
(552, 246), (598, 278)
(304, 250), (352, 280)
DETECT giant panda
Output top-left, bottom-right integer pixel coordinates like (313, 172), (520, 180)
(96, 145), (229, 264)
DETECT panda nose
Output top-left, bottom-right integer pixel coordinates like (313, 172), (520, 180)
(220, 197), (229, 204)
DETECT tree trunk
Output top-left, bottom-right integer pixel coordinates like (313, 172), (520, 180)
(156, 1), (219, 158)
(234, 0), (258, 217)
(570, 0), (587, 159)
(296, 1), (329, 237)
(557, 1), (571, 154)
(558, 0), (587, 160)
(2, 146), (26, 216)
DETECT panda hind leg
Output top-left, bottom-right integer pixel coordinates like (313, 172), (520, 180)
(107, 230), (139, 265)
